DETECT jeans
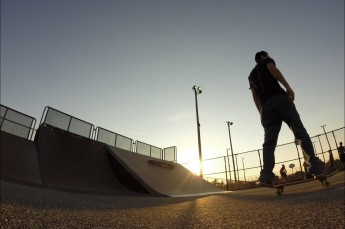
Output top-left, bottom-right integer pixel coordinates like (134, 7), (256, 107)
(260, 94), (317, 178)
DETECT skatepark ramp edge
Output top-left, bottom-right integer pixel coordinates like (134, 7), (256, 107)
(1, 124), (224, 196)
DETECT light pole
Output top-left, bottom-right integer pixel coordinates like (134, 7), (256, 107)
(226, 148), (232, 185)
(317, 135), (326, 162)
(321, 125), (334, 171)
(193, 85), (203, 178)
(321, 125), (332, 151)
(226, 121), (237, 184)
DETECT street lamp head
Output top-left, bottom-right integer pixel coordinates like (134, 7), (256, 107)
(192, 85), (202, 94)
(198, 87), (202, 94)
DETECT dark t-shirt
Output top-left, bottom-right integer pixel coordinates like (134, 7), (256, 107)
(248, 58), (286, 104)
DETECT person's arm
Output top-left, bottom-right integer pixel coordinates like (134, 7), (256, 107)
(250, 86), (261, 112)
(267, 62), (295, 102)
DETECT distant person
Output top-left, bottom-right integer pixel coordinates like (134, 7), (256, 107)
(248, 51), (325, 185)
(338, 142), (345, 170)
(279, 164), (288, 183)
(328, 150), (334, 172)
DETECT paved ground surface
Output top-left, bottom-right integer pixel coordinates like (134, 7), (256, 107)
(1, 171), (344, 228)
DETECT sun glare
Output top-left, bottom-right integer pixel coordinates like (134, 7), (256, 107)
(184, 161), (201, 175)
(179, 148), (219, 177)
(178, 149), (201, 175)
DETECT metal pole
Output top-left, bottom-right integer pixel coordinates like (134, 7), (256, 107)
(242, 158), (246, 184)
(224, 156), (229, 191)
(235, 154), (240, 189)
(193, 86), (203, 178)
(227, 121), (237, 184)
(226, 149), (232, 187)
(331, 131), (338, 150)
(321, 125), (332, 151)
(294, 140), (304, 179)
(257, 150), (262, 170)
(317, 135), (326, 162)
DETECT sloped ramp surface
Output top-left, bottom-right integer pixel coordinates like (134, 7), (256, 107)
(1, 131), (42, 185)
(106, 145), (225, 197)
(37, 125), (137, 194)
(2, 125), (225, 196)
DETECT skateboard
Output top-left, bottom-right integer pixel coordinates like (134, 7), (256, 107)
(147, 159), (175, 169)
(260, 175), (330, 195)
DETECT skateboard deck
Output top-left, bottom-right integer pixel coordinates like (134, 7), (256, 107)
(275, 176), (329, 195)
(259, 172), (335, 195)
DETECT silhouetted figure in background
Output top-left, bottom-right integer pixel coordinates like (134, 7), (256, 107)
(338, 142), (345, 170)
(280, 164), (288, 183)
(248, 51), (325, 185)
(328, 150), (334, 172)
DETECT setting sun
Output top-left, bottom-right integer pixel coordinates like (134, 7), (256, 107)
(178, 148), (221, 177)
(183, 161), (201, 175)
(178, 148), (202, 175)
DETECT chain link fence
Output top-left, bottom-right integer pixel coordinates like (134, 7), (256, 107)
(199, 127), (345, 190)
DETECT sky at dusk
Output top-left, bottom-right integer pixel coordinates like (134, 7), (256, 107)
(1, 0), (344, 176)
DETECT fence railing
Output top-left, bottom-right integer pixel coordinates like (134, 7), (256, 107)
(163, 146), (177, 162)
(189, 127), (345, 191)
(1, 104), (175, 161)
(94, 126), (133, 151)
(0, 104), (36, 140)
(40, 106), (94, 139)
(1, 103), (342, 187)
(135, 141), (162, 159)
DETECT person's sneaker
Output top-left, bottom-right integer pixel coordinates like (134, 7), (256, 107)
(259, 177), (275, 187)
(259, 176), (274, 186)
(308, 159), (326, 178)
(306, 173), (314, 179)
(258, 170), (275, 186)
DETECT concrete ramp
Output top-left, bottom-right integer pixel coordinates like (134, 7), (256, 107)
(37, 125), (137, 194)
(106, 145), (225, 197)
(1, 131), (42, 185)
(2, 125), (225, 196)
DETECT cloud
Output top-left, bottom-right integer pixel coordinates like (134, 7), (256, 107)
(166, 111), (194, 122)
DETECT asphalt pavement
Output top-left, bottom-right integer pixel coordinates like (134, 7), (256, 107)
(1, 171), (344, 228)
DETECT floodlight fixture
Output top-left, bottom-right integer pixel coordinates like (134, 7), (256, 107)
(192, 85), (202, 94)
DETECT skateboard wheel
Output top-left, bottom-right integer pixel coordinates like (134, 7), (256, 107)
(320, 179), (330, 187)
(323, 180), (330, 187)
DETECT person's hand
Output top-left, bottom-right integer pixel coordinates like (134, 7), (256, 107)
(286, 87), (295, 102)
